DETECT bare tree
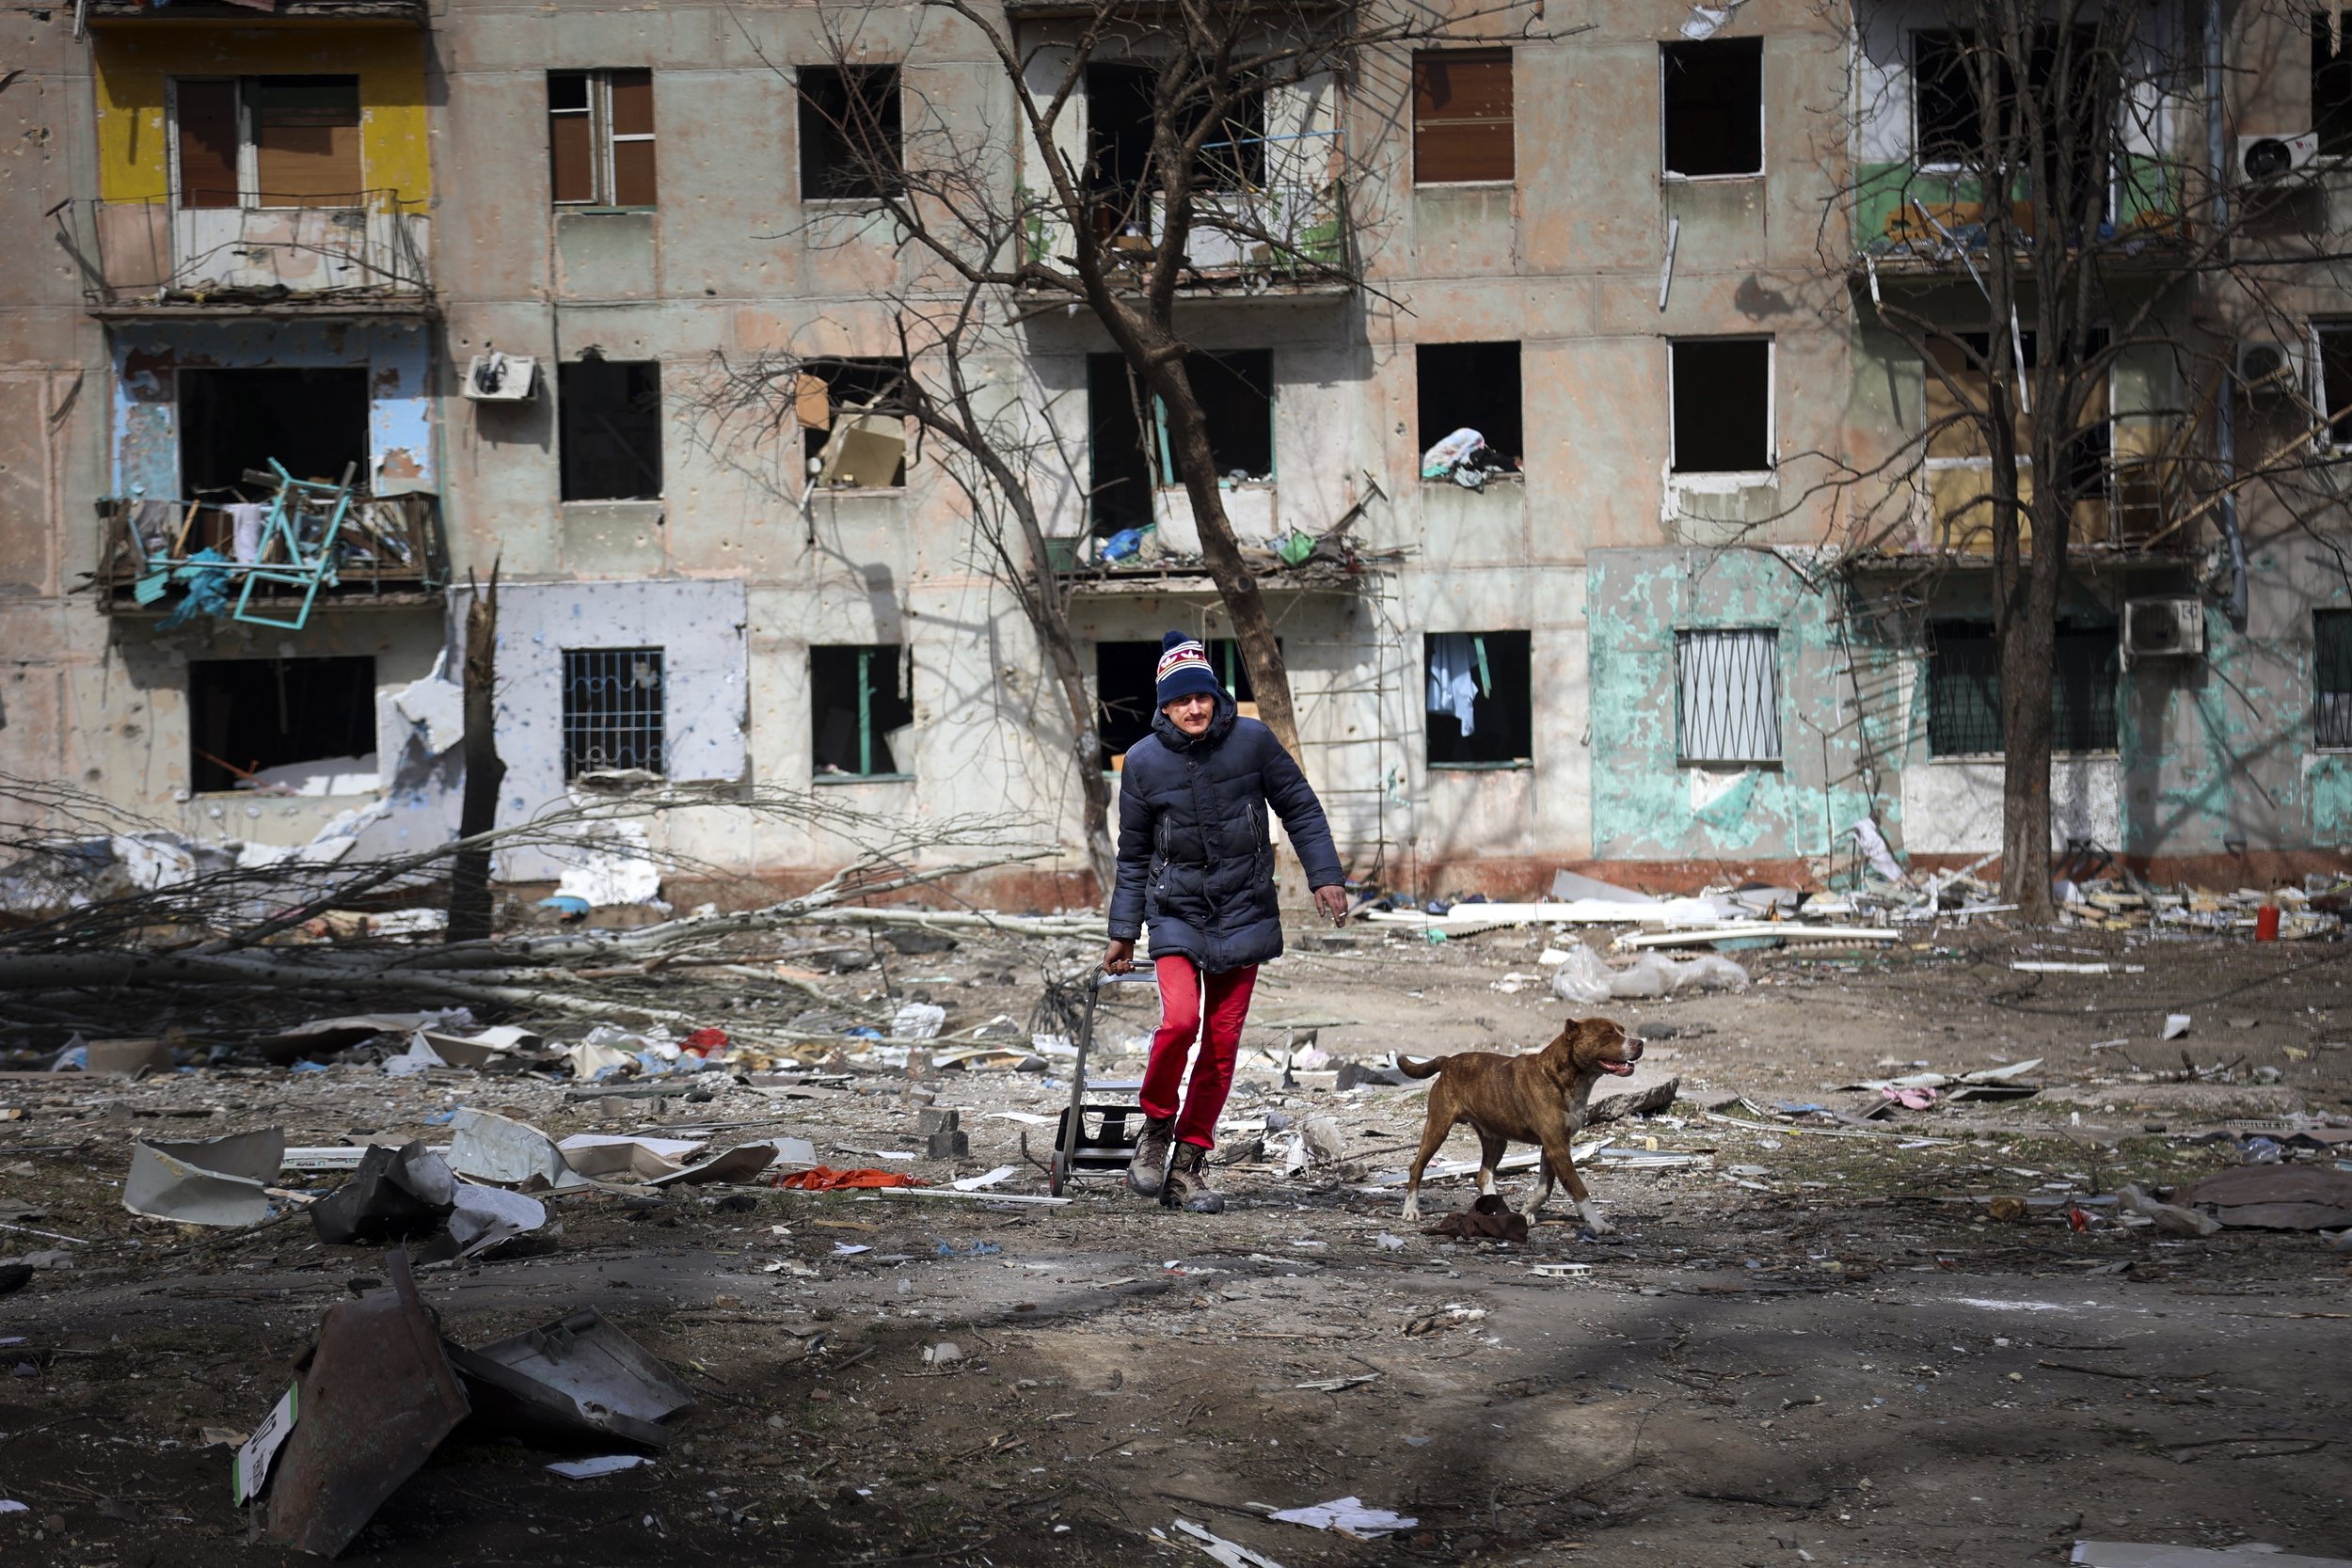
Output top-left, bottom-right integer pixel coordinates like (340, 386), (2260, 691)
(1816, 0), (2352, 917)
(745, 0), (1546, 763)
(687, 277), (1118, 891)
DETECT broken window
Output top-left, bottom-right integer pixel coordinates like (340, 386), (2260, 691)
(561, 647), (665, 780)
(548, 69), (657, 207)
(798, 357), (909, 488)
(1096, 637), (1259, 761)
(1083, 63), (1265, 219)
(1911, 25), (2105, 189)
(1188, 350), (1274, 482)
(812, 644), (914, 778)
(1412, 49), (1513, 183)
(187, 655), (376, 793)
(1426, 631), (1532, 768)
(799, 66), (902, 200)
(2316, 325), (2352, 449)
(1416, 342), (1522, 470)
(558, 359), (663, 501)
(2318, 610), (2352, 750)
(179, 367), (369, 499)
(1676, 628), (1781, 765)
(174, 75), (362, 209)
(1087, 351), (1273, 512)
(1670, 339), (1772, 473)
(1661, 39), (1762, 178)
(1089, 355), (1156, 535)
(2318, 20), (2352, 157)
(1926, 622), (2117, 757)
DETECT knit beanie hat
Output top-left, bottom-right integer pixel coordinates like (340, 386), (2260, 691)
(1154, 631), (1224, 706)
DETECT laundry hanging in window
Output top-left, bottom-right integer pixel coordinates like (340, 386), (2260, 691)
(1426, 632), (1487, 736)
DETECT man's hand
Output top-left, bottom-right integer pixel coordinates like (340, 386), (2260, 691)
(1104, 938), (1136, 974)
(1313, 885), (1350, 926)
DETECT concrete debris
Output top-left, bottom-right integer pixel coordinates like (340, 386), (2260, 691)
(548, 818), (663, 909)
(122, 1129), (286, 1227)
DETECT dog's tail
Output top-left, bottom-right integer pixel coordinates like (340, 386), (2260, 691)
(1393, 1054), (1444, 1080)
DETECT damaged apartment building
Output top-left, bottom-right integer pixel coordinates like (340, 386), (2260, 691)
(7, 0), (2352, 895)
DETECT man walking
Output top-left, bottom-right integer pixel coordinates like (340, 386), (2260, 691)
(1104, 632), (1349, 1212)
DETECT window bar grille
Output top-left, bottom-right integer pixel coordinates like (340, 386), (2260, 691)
(2319, 610), (2352, 749)
(562, 646), (665, 779)
(1676, 628), (1782, 764)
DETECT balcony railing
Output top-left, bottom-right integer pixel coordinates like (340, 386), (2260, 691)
(1851, 164), (2188, 275)
(85, 0), (427, 22)
(56, 193), (432, 314)
(1883, 452), (2206, 559)
(94, 490), (448, 623)
(1025, 131), (1352, 294)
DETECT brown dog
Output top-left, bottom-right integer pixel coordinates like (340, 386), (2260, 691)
(1395, 1017), (1643, 1231)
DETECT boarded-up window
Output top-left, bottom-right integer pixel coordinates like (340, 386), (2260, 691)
(175, 79), (242, 210)
(548, 69), (657, 207)
(1413, 49), (1512, 183)
(253, 76), (361, 206)
(2318, 610), (2352, 750)
(1676, 628), (1781, 764)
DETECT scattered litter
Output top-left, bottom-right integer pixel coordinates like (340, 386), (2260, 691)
(950, 1165), (1017, 1192)
(447, 1308), (694, 1449)
(1530, 1261), (1594, 1278)
(2172, 1166), (2352, 1230)
(777, 1166), (925, 1191)
(1173, 1517), (1289, 1568)
(2118, 1183), (2221, 1238)
(548, 1454), (652, 1480)
(923, 1341), (964, 1366)
(310, 1141), (456, 1245)
(1423, 1195), (1528, 1243)
(123, 1129), (286, 1227)
(1403, 1305), (1487, 1336)
(1293, 1373), (1378, 1392)
(2012, 960), (2147, 974)
(892, 1002), (947, 1040)
(1268, 1497), (1419, 1540)
(447, 1107), (588, 1191)
(230, 1385), (299, 1506)
(2163, 1014), (2193, 1040)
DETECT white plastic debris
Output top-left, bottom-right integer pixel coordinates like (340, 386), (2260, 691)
(1268, 1497), (1419, 1540)
(892, 1002), (946, 1040)
(548, 1454), (650, 1480)
(2163, 1014), (2193, 1040)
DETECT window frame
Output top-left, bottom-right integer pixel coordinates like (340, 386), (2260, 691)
(2317, 610), (2352, 752)
(1674, 626), (1783, 767)
(2316, 16), (2352, 160)
(1667, 336), (1776, 477)
(1410, 48), (1515, 186)
(1924, 621), (2120, 759)
(548, 68), (657, 210)
(811, 643), (915, 782)
(796, 63), (905, 203)
(2311, 322), (2352, 453)
(1424, 630), (1534, 770)
(167, 74), (365, 212)
(1659, 38), (1765, 182)
(1415, 341), (1524, 473)
(556, 358), (665, 503)
(187, 654), (379, 794)
(560, 646), (668, 782)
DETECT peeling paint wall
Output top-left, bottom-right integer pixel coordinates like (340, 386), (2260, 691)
(108, 320), (435, 498)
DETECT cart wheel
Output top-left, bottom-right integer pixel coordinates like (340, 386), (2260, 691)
(1048, 1158), (1065, 1197)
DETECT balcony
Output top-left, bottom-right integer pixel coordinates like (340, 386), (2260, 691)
(85, 0), (426, 22)
(56, 194), (433, 318)
(94, 490), (448, 625)
(1851, 452), (2207, 565)
(1025, 131), (1354, 297)
(1851, 166), (2188, 279)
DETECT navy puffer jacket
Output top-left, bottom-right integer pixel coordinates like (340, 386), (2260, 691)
(1107, 692), (1344, 973)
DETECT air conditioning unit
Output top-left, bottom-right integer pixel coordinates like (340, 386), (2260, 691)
(2236, 338), (2308, 392)
(462, 353), (538, 402)
(2236, 132), (2318, 182)
(2123, 596), (2206, 664)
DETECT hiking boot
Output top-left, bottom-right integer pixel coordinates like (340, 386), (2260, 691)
(1162, 1141), (1225, 1214)
(1126, 1115), (1175, 1198)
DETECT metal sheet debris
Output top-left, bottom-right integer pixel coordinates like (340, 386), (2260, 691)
(123, 1129), (287, 1227)
(262, 1251), (471, 1556)
(443, 1308), (693, 1449)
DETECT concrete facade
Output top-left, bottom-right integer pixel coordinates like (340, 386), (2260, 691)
(5, 0), (2348, 898)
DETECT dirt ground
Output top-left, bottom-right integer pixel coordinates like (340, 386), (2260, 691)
(3, 916), (2350, 1567)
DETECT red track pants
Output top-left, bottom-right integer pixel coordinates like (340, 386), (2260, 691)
(1138, 955), (1259, 1149)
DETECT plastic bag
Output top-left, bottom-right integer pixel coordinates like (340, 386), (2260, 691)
(1608, 953), (1750, 998)
(891, 1002), (946, 1039)
(1549, 944), (1614, 1006)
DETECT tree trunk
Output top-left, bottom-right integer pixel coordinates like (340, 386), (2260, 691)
(1152, 383), (1306, 763)
(1995, 496), (2066, 922)
(446, 572), (505, 942)
(1029, 570), (1116, 895)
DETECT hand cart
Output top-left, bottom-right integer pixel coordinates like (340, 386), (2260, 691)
(1046, 969), (1160, 1196)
